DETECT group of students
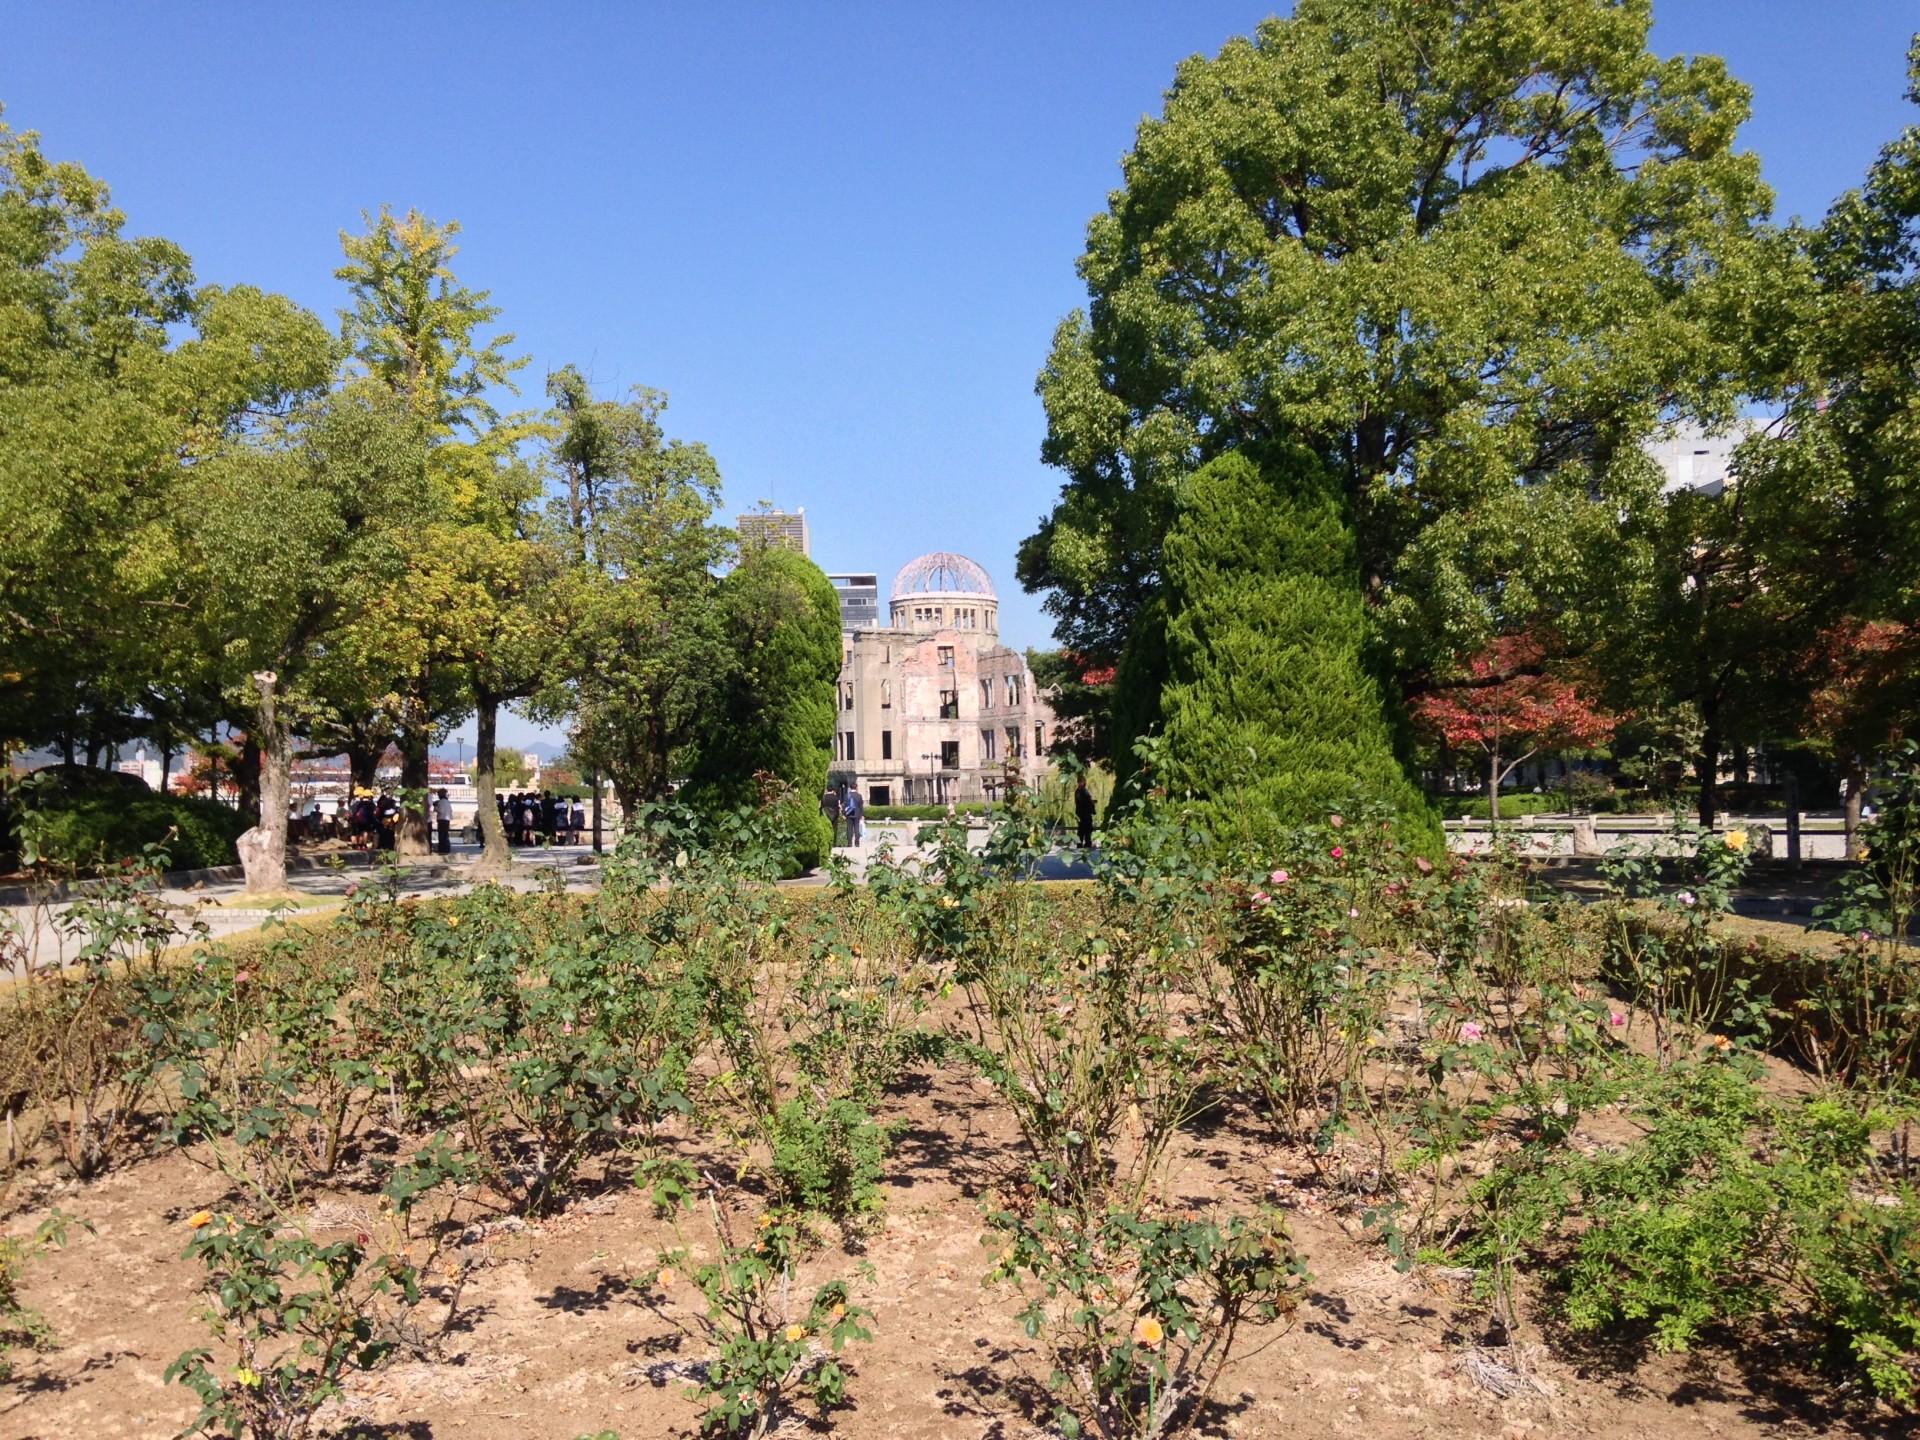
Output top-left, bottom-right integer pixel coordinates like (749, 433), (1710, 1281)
(339, 790), (400, 851)
(497, 790), (588, 847)
(820, 782), (866, 847)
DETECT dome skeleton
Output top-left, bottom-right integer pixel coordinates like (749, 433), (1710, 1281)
(890, 551), (996, 600)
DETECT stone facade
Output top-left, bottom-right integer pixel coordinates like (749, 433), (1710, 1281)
(827, 553), (1053, 806)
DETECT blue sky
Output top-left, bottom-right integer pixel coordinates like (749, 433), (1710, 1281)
(4, 2), (1914, 749)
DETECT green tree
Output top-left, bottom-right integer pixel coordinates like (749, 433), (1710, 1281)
(165, 382), (431, 889)
(539, 367), (731, 814)
(1156, 450), (1439, 851)
(1019, 0), (1782, 784)
(333, 206), (533, 854)
(686, 546), (843, 872)
(0, 115), (333, 768)
(1736, 38), (1920, 837)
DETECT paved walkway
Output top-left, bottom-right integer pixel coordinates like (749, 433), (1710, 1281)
(2, 841), (603, 978)
(3, 812), (1850, 978)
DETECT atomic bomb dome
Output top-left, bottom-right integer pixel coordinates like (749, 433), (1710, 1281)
(889, 552), (998, 633)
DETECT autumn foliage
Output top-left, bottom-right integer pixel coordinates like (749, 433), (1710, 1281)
(1413, 638), (1619, 820)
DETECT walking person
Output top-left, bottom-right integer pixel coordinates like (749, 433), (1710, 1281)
(1074, 775), (1097, 850)
(433, 787), (453, 855)
(842, 783), (865, 848)
(821, 784), (842, 847)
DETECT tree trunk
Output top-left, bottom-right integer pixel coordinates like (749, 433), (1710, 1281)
(473, 693), (512, 872)
(348, 742), (380, 796)
(158, 739), (174, 797)
(1695, 709), (1721, 832)
(236, 734), (263, 824)
(1844, 758), (1867, 859)
(240, 672), (291, 893)
(396, 730), (431, 858)
(1487, 745), (1502, 829)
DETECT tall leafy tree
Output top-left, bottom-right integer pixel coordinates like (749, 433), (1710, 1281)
(164, 382), (431, 889)
(1737, 38), (1920, 837)
(333, 207), (531, 851)
(1020, 0), (1782, 786)
(540, 367), (730, 813)
(0, 116), (333, 765)
(686, 545), (843, 871)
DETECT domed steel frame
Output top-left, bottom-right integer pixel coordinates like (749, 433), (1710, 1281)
(890, 551), (996, 600)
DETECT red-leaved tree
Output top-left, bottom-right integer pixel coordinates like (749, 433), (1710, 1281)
(1803, 619), (1920, 852)
(1413, 637), (1619, 825)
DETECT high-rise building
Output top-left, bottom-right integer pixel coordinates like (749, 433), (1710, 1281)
(737, 507), (810, 556)
(828, 573), (879, 631)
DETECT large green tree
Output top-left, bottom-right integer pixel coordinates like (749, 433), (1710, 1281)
(0, 115), (333, 766)
(1020, 0), (1783, 783)
(686, 545), (843, 871)
(1736, 38), (1920, 836)
(540, 367), (731, 814)
(332, 206), (532, 853)
(164, 382), (432, 889)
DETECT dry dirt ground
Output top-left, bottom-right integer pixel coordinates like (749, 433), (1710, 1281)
(1, 1054), (1897, 1440)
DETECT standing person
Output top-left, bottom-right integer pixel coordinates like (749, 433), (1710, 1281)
(1074, 775), (1097, 850)
(569, 797), (586, 844)
(507, 792), (525, 847)
(541, 789), (558, 845)
(433, 787), (453, 856)
(842, 783), (865, 848)
(821, 784), (842, 847)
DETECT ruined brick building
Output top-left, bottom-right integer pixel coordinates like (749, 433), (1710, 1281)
(826, 552), (1054, 805)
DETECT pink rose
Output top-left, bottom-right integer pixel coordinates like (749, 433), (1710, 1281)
(1330, 846), (1344, 859)
(233, 969), (250, 984)
(1609, 1012), (1626, 1028)
(562, 1021), (574, 1036)
(1347, 908), (1359, 919)
(1250, 891), (1271, 907)
(1459, 1021), (1484, 1042)
(1415, 857), (1434, 875)
(1269, 869), (1290, 885)
(1329, 815), (1344, 829)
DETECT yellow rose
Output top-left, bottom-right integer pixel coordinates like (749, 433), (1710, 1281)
(446, 915), (460, 928)
(784, 1324), (807, 1343)
(1133, 1315), (1164, 1347)
(656, 1267), (675, 1288)
(187, 1210), (213, 1230)
(1725, 829), (1747, 852)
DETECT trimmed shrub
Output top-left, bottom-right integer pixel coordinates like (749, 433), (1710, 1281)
(1155, 447), (1441, 854)
(12, 790), (249, 873)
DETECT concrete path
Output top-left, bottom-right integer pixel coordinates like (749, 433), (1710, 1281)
(3, 812), (1855, 977)
(1, 841), (604, 978)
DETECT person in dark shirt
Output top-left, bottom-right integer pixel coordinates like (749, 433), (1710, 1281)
(1074, 776), (1097, 849)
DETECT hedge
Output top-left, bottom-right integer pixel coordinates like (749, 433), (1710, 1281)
(13, 791), (251, 874)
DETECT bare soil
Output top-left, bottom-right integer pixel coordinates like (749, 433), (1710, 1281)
(2, 1041), (1899, 1440)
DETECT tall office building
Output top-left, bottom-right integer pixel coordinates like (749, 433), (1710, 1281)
(737, 507), (810, 556)
(828, 573), (879, 631)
